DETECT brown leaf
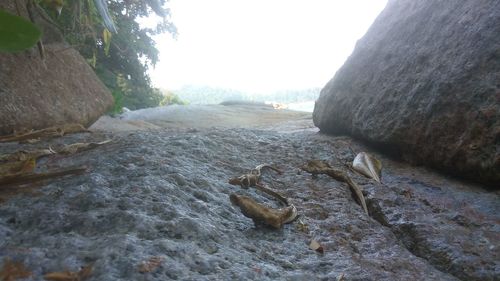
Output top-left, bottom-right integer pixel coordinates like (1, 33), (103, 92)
(0, 166), (87, 187)
(56, 139), (112, 155)
(0, 124), (88, 143)
(138, 256), (164, 273)
(19, 158), (36, 174)
(295, 219), (309, 233)
(0, 158), (35, 176)
(44, 263), (93, 281)
(77, 264), (93, 280)
(0, 148), (55, 163)
(0, 258), (32, 281)
(302, 160), (369, 215)
(230, 193), (297, 229)
(22, 139), (41, 144)
(44, 271), (79, 281)
(402, 188), (413, 199)
(309, 239), (324, 254)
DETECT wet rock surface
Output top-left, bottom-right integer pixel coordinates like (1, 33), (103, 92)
(313, 0), (500, 186)
(0, 125), (498, 280)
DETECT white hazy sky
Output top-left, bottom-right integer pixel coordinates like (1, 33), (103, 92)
(147, 0), (387, 93)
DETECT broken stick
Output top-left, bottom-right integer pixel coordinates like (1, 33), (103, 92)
(230, 194), (297, 229)
(228, 164), (282, 188)
(0, 166), (87, 187)
(301, 160), (368, 215)
(0, 124), (89, 143)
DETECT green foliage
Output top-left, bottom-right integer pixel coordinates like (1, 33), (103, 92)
(159, 90), (188, 106)
(0, 9), (41, 52)
(42, 0), (177, 111)
(110, 89), (124, 114)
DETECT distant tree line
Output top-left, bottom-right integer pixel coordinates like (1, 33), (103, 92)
(168, 85), (321, 105)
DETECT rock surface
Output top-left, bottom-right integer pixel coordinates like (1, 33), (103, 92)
(0, 1), (113, 136)
(313, 0), (500, 186)
(0, 109), (498, 280)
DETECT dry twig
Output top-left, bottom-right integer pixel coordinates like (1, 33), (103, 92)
(0, 166), (87, 187)
(301, 160), (368, 215)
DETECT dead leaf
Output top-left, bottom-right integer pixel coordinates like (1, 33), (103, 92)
(18, 158), (36, 174)
(0, 148), (55, 163)
(0, 124), (88, 143)
(23, 139), (41, 144)
(57, 140), (112, 155)
(230, 193), (297, 229)
(138, 257), (164, 273)
(0, 158), (36, 176)
(0, 166), (87, 187)
(352, 152), (382, 183)
(302, 160), (369, 215)
(295, 219), (309, 233)
(44, 263), (93, 281)
(44, 271), (79, 281)
(13, 128), (33, 135)
(337, 273), (346, 281)
(0, 258), (32, 281)
(309, 239), (324, 254)
(402, 188), (413, 199)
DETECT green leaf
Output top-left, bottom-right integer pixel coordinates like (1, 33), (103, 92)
(0, 9), (42, 52)
(103, 28), (111, 56)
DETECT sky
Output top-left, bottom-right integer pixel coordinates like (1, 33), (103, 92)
(146, 0), (388, 93)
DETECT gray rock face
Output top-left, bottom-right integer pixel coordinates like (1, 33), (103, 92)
(0, 127), (498, 280)
(313, 0), (500, 186)
(0, 1), (113, 135)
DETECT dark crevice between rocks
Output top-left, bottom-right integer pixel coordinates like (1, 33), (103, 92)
(317, 130), (409, 168)
(366, 198), (480, 281)
(318, 130), (498, 190)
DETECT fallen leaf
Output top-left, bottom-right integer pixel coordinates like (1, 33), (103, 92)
(19, 158), (36, 174)
(230, 193), (297, 229)
(0, 258), (32, 281)
(77, 264), (93, 280)
(0, 124), (88, 143)
(0, 158), (36, 176)
(0, 148), (55, 163)
(309, 239), (324, 254)
(44, 263), (93, 281)
(337, 272), (346, 281)
(302, 160), (369, 215)
(138, 256), (164, 273)
(13, 128), (33, 135)
(352, 152), (382, 183)
(44, 271), (79, 281)
(295, 219), (309, 233)
(57, 140), (112, 155)
(0, 166), (87, 187)
(23, 139), (40, 144)
(402, 188), (413, 199)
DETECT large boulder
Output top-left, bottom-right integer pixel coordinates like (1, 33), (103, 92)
(313, 0), (500, 186)
(0, 1), (113, 135)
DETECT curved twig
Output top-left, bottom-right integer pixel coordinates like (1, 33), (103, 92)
(301, 160), (368, 215)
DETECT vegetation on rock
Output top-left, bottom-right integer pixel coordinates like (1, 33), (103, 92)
(44, 0), (177, 111)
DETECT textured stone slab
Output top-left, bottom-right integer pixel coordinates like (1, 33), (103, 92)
(313, 0), (500, 186)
